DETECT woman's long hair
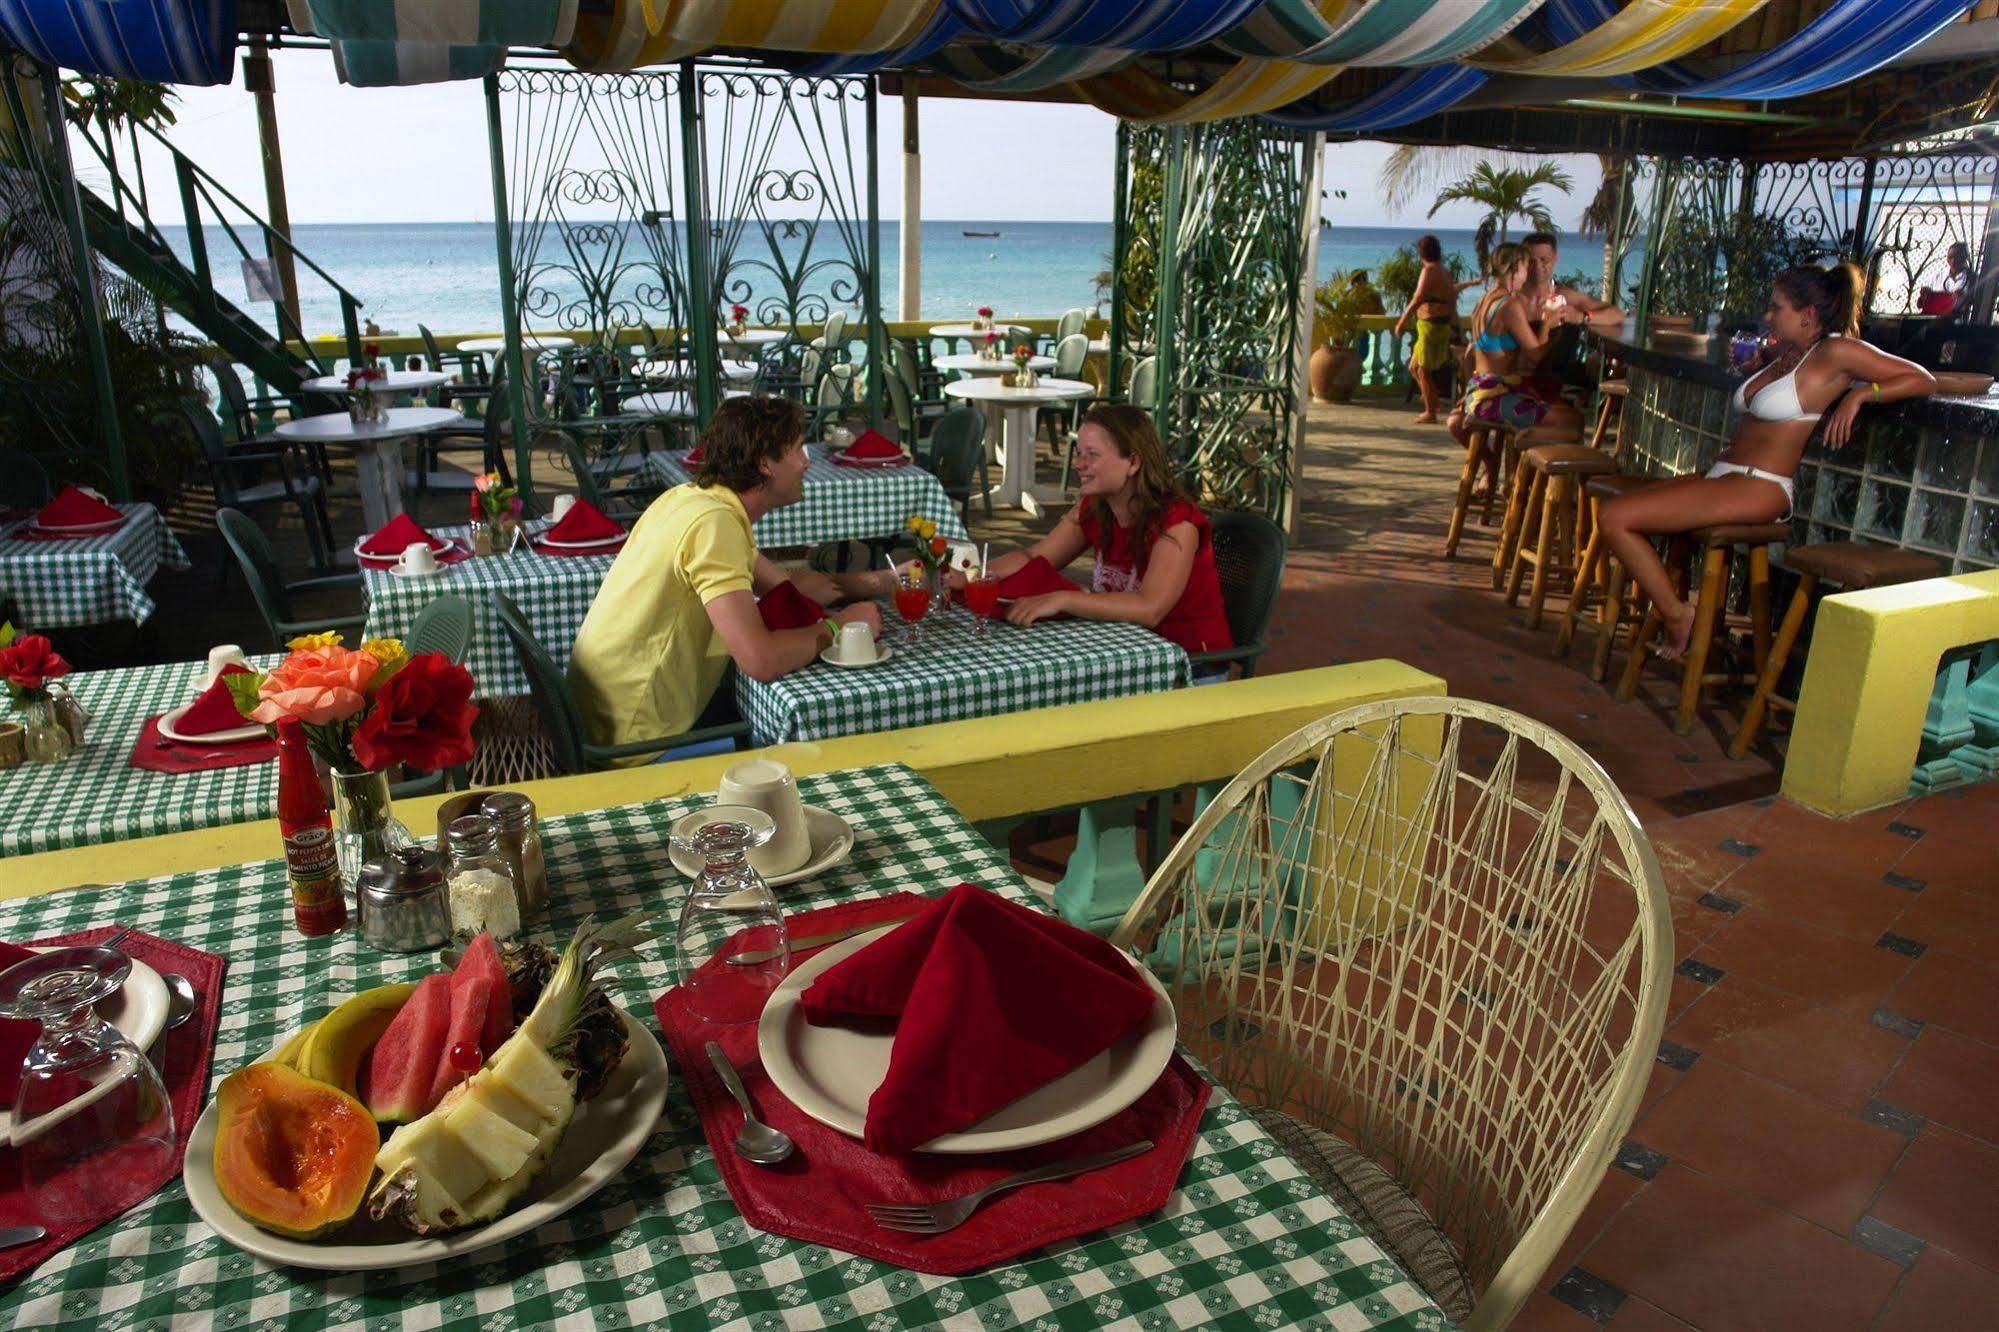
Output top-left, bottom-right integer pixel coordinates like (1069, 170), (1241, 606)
(1079, 404), (1191, 573)
(1471, 242), (1527, 332)
(1773, 262), (1864, 339)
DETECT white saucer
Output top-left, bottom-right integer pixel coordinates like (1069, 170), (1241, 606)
(668, 805), (855, 888)
(354, 533), (452, 559)
(817, 645), (893, 669)
(157, 701), (265, 746)
(387, 563), (449, 579)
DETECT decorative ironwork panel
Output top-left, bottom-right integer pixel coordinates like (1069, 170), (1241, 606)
(1862, 154), (1997, 315)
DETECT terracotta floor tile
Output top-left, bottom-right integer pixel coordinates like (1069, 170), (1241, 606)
(1667, 977), (1909, 1110)
(1885, 832), (1999, 900)
(1634, 1060), (1907, 1232)
(1551, 1166), (1644, 1277)
(1893, 791), (1999, 850)
(1665, 894), (1727, 951)
(1691, 908), (1914, 1018)
(1641, 1063), (1682, 1118)
(1664, 973), (1707, 1025)
(1890, 885), (1999, 961)
(1880, 1026), (1999, 1147)
(1876, 1247), (1999, 1332)
(1886, 951), (1999, 1046)
(1871, 1125), (1999, 1271)
(1717, 850), (1913, 942)
(1507, 1290), (1598, 1332)
(1607, 1301), (1696, 1331)
(1586, 1164), (1900, 1332)
(1744, 801), (1918, 875)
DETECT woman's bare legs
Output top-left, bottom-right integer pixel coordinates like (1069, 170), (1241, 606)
(1413, 366), (1440, 424)
(1596, 474), (1790, 660)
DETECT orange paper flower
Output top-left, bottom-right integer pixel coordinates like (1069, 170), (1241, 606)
(249, 645), (380, 726)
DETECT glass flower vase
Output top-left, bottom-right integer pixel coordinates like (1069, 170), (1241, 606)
(20, 695), (73, 765)
(330, 769), (407, 895)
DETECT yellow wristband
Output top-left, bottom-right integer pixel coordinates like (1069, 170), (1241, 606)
(1871, 381), (1881, 402)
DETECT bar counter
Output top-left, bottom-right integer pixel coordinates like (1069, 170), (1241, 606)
(1586, 328), (1999, 571)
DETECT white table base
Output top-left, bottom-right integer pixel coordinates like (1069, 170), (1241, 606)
(988, 402), (1068, 516)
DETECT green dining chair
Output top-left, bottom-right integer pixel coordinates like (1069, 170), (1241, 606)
(923, 407), (987, 527)
(215, 507), (366, 650)
(407, 594), (474, 664)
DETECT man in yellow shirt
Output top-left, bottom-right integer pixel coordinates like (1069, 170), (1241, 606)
(567, 396), (887, 755)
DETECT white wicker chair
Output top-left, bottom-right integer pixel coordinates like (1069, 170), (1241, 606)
(1111, 696), (1671, 1330)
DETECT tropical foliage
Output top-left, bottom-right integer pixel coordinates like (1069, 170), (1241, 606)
(1427, 163), (1574, 267)
(1649, 210), (1817, 321)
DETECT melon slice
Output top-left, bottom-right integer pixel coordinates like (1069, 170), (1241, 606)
(453, 933), (513, 1055)
(363, 973), (452, 1124)
(425, 974), (494, 1111)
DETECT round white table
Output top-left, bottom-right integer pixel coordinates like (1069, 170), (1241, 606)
(716, 329), (789, 352)
(935, 353), (1055, 376)
(930, 322), (1033, 342)
(636, 357), (760, 382)
(942, 377), (1093, 516)
(622, 389), (751, 419)
(454, 333), (576, 355)
(299, 369), (448, 397)
(275, 406), (465, 529)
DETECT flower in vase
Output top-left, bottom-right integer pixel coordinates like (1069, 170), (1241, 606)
(0, 634), (69, 693)
(928, 536), (949, 557)
(286, 631), (343, 651)
(249, 644), (379, 726)
(359, 637), (408, 681)
(350, 654), (478, 772)
(978, 307), (993, 318)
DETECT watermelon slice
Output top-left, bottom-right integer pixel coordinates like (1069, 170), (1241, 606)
(453, 933), (513, 1055)
(363, 973), (451, 1124)
(425, 975), (493, 1111)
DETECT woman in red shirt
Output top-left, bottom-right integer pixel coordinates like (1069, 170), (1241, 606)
(958, 404), (1233, 654)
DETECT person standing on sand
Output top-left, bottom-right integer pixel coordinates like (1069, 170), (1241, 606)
(1393, 235), (1475, 425)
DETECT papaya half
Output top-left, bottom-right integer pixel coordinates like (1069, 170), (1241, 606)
(212, 1062), (379, 1239)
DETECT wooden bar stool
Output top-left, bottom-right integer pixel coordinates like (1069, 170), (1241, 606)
(1443, 425), (1496, 557)
(1504, 445), (1620, 628)
(1554, 473), (1649, 663)
(1730, 543), (1945, 757)
(1490, 422), (1584, 589)
(1617, 522), (1790, 735)
(1588, 379), (1628, 453)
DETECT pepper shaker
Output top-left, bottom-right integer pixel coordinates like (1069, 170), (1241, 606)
(481, 792), (548, 919)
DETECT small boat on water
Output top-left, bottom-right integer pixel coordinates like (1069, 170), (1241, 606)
(962, 230), (1001, 238)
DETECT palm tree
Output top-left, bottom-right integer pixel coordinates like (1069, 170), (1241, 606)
(1427, 162), (1575, 267)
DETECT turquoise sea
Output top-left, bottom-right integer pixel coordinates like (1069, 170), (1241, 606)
(158, 221), (1488, 340)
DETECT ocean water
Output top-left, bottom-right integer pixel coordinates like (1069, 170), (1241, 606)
(156, 221), (1487, 341)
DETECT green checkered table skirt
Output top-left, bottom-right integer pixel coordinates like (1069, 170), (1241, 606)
(739, 606), (1192, 747)
(0, 654), (281, 858)
(640, 448), (970, 551)
(0, 505), (192, 629)
(0, 763), (1446, 1331)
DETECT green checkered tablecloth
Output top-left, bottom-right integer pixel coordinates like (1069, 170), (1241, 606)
(0, 505), (192, 628)
(740, 607), (1192, 747)
(0, 654), (282, 858)
(640, 447), (970, 550)
(361, 524), (611, 699)
(0, 763), (1445, 1332)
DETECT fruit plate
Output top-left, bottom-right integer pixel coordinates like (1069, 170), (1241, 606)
(0, 950), (170, 1148)
(183, 1005), (669, 1270)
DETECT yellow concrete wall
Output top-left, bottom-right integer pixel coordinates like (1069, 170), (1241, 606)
(5, 661), (1446, 900)
(1782, 568), (1999, 816)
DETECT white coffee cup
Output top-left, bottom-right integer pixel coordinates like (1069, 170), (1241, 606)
(833, 621), (877, 665)
(717, 758), (810, 877)
(829, 425), (855, 451)
(399, 543), (440, 576)
(550, 493), (577, 522)
(201, 644), (249, 689)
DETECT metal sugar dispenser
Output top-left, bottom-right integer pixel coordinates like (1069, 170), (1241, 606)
(356, 844), (451, 953)
(444, 814), (521, 941)
(480, 792), (547, 919)
(668, 806), (791, 1025)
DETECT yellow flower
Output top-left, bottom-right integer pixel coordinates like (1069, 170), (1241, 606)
(360, 638), (408, 674)
(916, 518), (936, 539)
(286, 631), (343, 651)
(906, 515), (923, 532)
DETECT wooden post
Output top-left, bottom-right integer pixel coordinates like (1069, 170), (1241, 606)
(243, 36), (303, 336)
(899, 83), (920, 322)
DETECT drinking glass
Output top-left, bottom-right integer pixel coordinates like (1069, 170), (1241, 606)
(0, 947), (175, 1225)
(892, 575), (931, 647)
(963, 575), (1002, 638)
(669, 806), (790, 1024)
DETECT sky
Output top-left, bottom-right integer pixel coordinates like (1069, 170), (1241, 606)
(90, 47), (1603, 231)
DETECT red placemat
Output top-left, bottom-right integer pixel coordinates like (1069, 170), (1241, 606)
(128, 717), (276, 774)
(0, 926), (227, 1286)
(654, 892), (1209, 1275)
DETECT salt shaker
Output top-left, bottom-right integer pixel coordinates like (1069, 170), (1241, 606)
(444, 814), (520, 940)
(356, 844), (450, 953)
(481, 792), (547, 919)
(50, 683), (88, 747)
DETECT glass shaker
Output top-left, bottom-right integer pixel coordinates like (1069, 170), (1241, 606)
(668, 806), (790, 1024)
(481, 792), (547, 919)
(443, 814), (520, 940)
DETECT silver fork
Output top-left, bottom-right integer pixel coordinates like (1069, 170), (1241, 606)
(864, 1139), (1155, 1235)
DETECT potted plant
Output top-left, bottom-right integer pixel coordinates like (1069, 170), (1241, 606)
(0, 628), (75, 764)
(1310, 276), (1373, 403)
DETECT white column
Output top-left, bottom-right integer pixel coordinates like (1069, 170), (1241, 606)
(900, 83), (921, 322)
(1286, 133), (1327, 536)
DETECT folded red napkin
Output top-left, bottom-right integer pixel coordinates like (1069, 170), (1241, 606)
(656, 892), (1209, 1276)
(358, 513), (436, 557)
(994, 556), (1075, 601)
(845, 429), (902, 460)
(176, 664), (252, 736)
(802, 883), (1158, 1155)
(128, 717), (275, 774)
(682, 446), (706, 466)
(35, 486), (122, 529)
(0, 926), (226, 1286)
(544, 499), (623, 544)
(758, 580), (825, 631)
(0, 941), (38, 1104)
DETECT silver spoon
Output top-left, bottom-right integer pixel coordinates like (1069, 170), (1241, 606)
(160, 973), (197, 1033)
(705, 1041), (793, 1166)
(0, 1226), (45, 1250)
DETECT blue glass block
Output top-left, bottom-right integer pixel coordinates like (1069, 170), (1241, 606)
(1918, 427), (1973, 492)
(1857, 478), (1910, 541)
(1791, 465), (1818, 517)
(1908, 490), (1965, 555)
(1974, 437), (1999, 501)
(1866, 425), (1921, 481)
(1814, 467), (1861, 522)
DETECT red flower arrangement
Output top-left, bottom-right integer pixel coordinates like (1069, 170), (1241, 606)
(977, 306), (994, 318)
(345, 341), (386, 390)
(0, 632), (70, 698)
(730, 304), (749, 322)
(351, 654), (478, 772)
(228, 633), (475, 774)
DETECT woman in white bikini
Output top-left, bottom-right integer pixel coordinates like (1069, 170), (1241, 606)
(1596, 263), (1938, 660)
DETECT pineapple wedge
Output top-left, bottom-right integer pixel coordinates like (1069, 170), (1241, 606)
(368, 915), (651, 1236)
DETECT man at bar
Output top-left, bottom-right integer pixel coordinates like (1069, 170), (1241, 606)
(1521, 231), (1625, 332)
(567, 396), (885, 760)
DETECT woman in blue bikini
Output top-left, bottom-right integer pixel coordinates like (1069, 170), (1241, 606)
(1448, 244), (1585, 497)
(1596, 264), (1938, 660)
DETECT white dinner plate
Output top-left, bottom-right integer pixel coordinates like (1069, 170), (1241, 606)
(536, 533), (626, 551)
(183, 1006), (669, 1271)
(156, 701), (266, 746)
(757, 925), (1177, 1153)
(817, 645), (894, 669)
(0, 950), (170, 1148)
(26, 517), (124, 536)
(668, 805), (855, 888)
(353, 534), (454, 560)
(831, 454), (910, 469)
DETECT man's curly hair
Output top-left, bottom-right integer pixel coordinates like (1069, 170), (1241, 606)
(694, 396), (806, 492)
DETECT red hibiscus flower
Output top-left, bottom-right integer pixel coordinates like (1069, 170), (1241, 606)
(350, 653), (478, 773)
(0, 634), (70, 691)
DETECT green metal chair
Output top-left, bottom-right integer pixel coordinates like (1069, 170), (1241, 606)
(0, 454), (51, 511)
(407, 594), (474, 663)
(490, 591), (749, 775)
(1128, 354), (1158, 405)
(1044, 331), (1093, 456)
(213, 360), (333, 484)
(215, 507), (365, 649)
(923, 407), (986, 527)
(418, 323), (494, 415)
(412, 358), (511, 500)
(542, 428), (661, 522)
(809, 309), (849, 360)
(1187, 510), (1288, 680)
(1054, 307), (1086, 348)
(186, 405), (336, 572)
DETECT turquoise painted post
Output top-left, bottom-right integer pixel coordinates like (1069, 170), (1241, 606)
(1910, 647), (1979, 793)
(1055, 798), (1149, 937)
(1141, 772), (1307, 981)
(864, 76), (884, 429)
(1954, 642), (1999, 781)
(1383, 325), (1408, 386)
(678, 65), (719, 426)
(1356, 329), (1381, 387)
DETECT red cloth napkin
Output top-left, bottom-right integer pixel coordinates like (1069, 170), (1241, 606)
(35, 486), (123, 529)
(993, 556), (1075, 602)
(845, 429), (901, 460)
(128, 716), (275, 774)
(682, 447), (705, 467)
(543, 500), (623, 545)
(655, 893), (1209, 1276)
(176, 665), (252, 736)
(0, 926), (226, 1285)
(802, 883), (1158, 1155)
(358, 513), (436, 557)
(757, 580), (825, 631)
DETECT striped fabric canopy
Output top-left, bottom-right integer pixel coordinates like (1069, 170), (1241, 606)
(1222, 0), (1546, 67)
(564, 0), (702, 73)
(287, 0), (577, 85)
(0, 0), (236, 86)
(643, 0), (937, 57)
(1264, 65), (1489, 132)
(946, 0), (1269, 51)
(1471, 0), (1773, 78)
(1072, 57), (1347, 125)
(929, 43), (1134, 93)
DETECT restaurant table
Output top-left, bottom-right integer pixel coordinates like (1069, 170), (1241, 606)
(298, 369), (449, 398)
(943, 376), (1094, 515)
(928, 322), (1032, 342)
(739, 606), (1190, 747)
(0, 762), (1446, 1331)
(275, 406), (465, 529)
(934, 352), (1055, 376)
(453, 333), (576, 356)
(716, 327), (790, 353)
(360, 522), (614, 699)
(639, 445), (970, 551)
(0, 654), (281, 857)
(0, 503), (191, 629)
(634, 357), (760, 382)
(622, 389), (750, 420)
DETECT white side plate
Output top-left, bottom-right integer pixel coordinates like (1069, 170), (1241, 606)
(157, 701), (266, 746)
